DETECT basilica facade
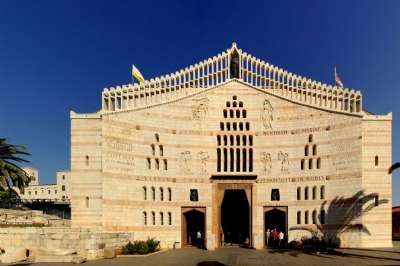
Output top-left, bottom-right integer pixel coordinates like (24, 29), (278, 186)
(69, 43), (392, 250)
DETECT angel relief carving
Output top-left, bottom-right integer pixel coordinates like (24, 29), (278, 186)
(261, 99), (273, 130)
(278, 151), (289, 173)
(180, 151), (192, 174)
(197, 151), (209, 174)
(192, 97), (210, 121)
(260, 152), (272, 174)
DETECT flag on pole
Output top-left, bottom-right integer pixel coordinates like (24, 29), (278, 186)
(334, 66), (344, 87)
(131, 64), (145, 84)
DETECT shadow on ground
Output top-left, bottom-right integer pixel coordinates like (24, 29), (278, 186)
(267, 248), (400, 262)
(197, 261), (227, 266)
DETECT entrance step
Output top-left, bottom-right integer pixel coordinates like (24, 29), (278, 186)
(30, 255), (86, 264)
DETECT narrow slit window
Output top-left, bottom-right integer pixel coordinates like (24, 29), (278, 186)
(242, 148), (247, 172)
(297, 187), (301, 200)
(159, 145), (164, 156)
(217, 148), (221, 172)
(151, 187), (155, 201)
(143, 211), (147, 225)
(312, 145), (317, 155)
(143, 186), (147, 200)
(230, 148), (234, 171)
(320, 210), (325, 224)
(375, 155), (379, 166)
(249, 148), (253, 172)
(223, 148), (228, 172)
(297, 211), (301, 224)
(312, 210), (317, 224)
(320, 186), (325, 200)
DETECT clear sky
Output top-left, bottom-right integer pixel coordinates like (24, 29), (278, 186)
(0, 0), (399, 205)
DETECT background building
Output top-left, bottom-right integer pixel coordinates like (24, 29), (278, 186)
(21, 167), (71, 202)
(69, 43), (392, 250)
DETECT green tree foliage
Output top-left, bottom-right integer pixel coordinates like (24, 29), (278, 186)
(0, 138), (30, 193)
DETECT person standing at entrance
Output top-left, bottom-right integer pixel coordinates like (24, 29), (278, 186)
(197, 230), (202, 248)
(266, 229), (271, 247)
(279, 231), (284, 248)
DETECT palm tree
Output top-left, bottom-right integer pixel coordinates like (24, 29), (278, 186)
(290, 190), (388, 247)
(389, 162), (400, 174)
(0, 138), (30, 193)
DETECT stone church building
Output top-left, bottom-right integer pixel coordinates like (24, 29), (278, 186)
(69, 43), (392, 250)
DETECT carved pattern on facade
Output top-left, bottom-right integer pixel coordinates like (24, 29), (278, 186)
(102, 43), (362, 116)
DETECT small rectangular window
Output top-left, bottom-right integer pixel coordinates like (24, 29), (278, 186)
(190, 189), (199, 201)
(271, 189), (280, 201)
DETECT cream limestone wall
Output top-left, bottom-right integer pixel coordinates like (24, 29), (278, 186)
(360, 114), (392, 247)
(70, 80), (391, 250)
(70, 112), (103, 229)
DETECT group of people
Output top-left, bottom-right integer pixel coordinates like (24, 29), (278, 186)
(265, 229), (285, 248)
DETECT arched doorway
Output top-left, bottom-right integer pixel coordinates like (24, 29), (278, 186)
(221, 189), (250, 245)
(182, 208), (206, 248)
(264, 207), (287, 248)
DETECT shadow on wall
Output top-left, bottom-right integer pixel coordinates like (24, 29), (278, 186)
(290, 190), (388, 247)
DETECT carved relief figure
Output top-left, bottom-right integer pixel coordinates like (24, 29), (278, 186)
(197, 151), (209, 174)
(180, 151), (192, 174)
(261, 99), (273, 130)
(192, 97), (210, 121)
(260, 152), (272, 174)
(278, 151), (289, 172)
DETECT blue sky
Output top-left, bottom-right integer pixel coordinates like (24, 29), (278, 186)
(0, 0), (399, 205)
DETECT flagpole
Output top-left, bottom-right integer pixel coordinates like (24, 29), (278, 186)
(131, 66), (134, 86)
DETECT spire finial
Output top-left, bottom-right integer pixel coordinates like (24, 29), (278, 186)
(232, 42), (237, 48)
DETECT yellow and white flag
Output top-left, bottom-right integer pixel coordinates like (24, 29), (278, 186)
(131, 64), (145, 84)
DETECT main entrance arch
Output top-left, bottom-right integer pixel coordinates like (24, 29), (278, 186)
(221, 189), (250, 244)
(211, 181), (254, 248)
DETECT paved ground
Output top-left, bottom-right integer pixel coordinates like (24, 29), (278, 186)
(3, 245), (400, 266)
